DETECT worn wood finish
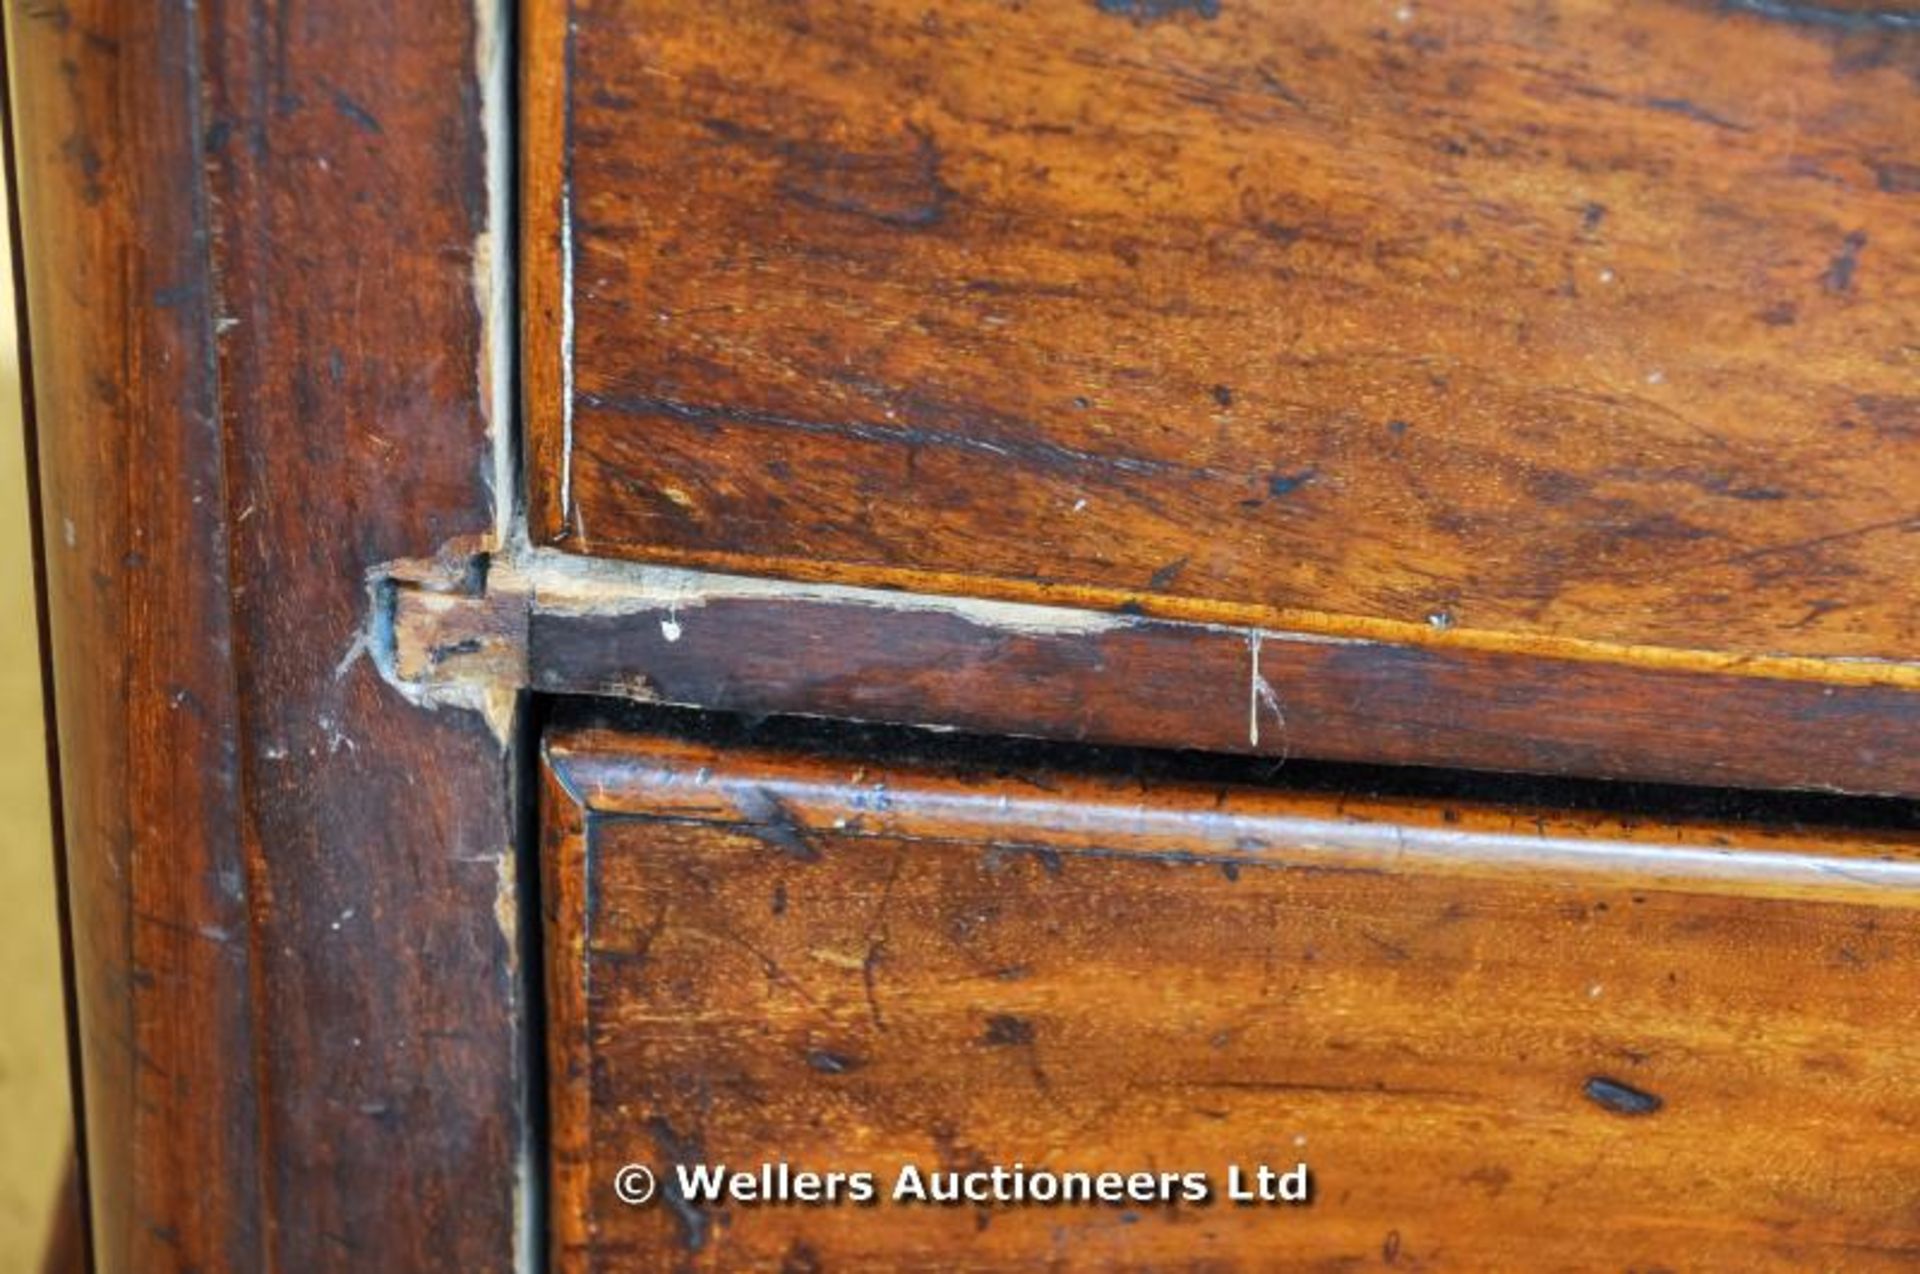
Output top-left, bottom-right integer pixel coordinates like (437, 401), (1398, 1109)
(526, 0), (1920, 676)
(372, 548), (1920, 798)
(372, 548), (1920, 796)
(6, 4), (263, 1266)
(5, 1), (524, 1269)
(511, 576), (1920, 795)
(543, 722), (1920, 1271)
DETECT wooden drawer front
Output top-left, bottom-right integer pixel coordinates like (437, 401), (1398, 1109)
(524, 0), (1920, 669)
(542, 725), (1920, 1271)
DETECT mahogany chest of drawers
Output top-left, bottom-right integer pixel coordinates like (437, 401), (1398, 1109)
(7, 0), (1918, 1269)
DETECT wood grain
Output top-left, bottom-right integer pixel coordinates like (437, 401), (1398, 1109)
(526, 0), (1920, 674)
(543, 721), (1920, 1271)
(5, 1), (525, 1269)
(523, 584), (1920, 796)
(6, 3), (264, 1266)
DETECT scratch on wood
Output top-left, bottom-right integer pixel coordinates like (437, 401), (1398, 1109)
(579, 391), (1218, 484)
(475, 0), (516, 544)
(559, 189), (576, 520)
(1247, 630), (1284, 751)
(518, 548), (1133, 637)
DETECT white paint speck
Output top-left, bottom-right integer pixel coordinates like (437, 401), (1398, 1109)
(319, 714), (356, 754)
(660, 611), (682, 643)
(1589, 983), (1604, 999)
(1395, 3), (1414, 21)
(1071, 498), (1088, 513)
(1645, 369), (1665, 385)
(1598, 268), (1616, 285)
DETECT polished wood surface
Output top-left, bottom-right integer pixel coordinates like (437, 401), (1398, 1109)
(8, 2), (264, 1264)
(525, 0), (1920, 676)
(543, 719), (1920, 1271)
(5, 1), (525, 1269)
(9, 0), (1918, 1267)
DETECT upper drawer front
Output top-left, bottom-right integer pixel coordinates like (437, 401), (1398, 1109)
(542, 724), (1920, 1271)
(524, 0), (1920, 665)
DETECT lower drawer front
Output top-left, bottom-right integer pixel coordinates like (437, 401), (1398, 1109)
(541, 726), (1920, 1271)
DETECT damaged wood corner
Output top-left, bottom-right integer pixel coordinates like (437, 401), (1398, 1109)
(360, 540), (1142, 739)
(366, 539), (531, 743)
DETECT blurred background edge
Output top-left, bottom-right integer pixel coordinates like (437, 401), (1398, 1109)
(0, 40), (82, 1274)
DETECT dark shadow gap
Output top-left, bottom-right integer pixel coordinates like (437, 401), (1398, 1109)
(539, 695), (1920, 836)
